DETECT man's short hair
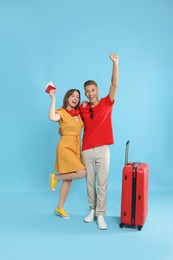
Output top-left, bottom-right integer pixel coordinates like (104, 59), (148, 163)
(84, 80), (98, 89)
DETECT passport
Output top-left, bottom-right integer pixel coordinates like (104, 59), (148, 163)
(45, 81), (56, 93)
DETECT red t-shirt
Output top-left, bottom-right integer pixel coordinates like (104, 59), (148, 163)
(79, 95), (114, 151)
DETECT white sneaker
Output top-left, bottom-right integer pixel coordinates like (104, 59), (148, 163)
(97, 216), (107, 230)
(84, 209), (95, 223)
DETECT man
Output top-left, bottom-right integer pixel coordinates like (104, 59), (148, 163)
(80, 54), (119, 230)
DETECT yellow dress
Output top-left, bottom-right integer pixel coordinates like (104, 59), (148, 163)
(54, 108), (85, 173)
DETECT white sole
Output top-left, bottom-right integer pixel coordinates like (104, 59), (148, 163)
(84, 214), (96, 223)
(97, 225), (107, 230)
(49, 173), (56, 192)
(55, 212), (71, 219)
(84, 218), (95, 223)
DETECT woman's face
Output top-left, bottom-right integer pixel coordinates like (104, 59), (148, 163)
(67, 91), (80, 109)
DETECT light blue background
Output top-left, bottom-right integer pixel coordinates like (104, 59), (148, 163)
(0, 0), (173, 259)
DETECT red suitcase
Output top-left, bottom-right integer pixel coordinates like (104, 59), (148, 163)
(119, 141), (149, 231)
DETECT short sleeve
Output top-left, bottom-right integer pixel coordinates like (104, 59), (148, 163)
(101, 95), (114, 106)
(55, 108), (65, 121)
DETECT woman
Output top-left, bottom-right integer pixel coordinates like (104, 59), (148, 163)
(48, 88), (86, 219)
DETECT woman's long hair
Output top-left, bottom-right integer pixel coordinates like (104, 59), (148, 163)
(62, 89), (81, 109)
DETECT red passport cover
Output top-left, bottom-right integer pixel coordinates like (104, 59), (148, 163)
(45, 81), (56, 93)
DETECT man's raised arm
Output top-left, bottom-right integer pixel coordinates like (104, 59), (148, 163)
(109, 53), (119, 102)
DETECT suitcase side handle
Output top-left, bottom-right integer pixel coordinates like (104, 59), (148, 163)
(125, 140), (130, 165)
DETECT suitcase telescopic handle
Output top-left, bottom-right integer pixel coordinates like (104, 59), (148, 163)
(125, 140), (130, 165)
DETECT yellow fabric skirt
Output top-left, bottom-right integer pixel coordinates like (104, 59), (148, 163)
(55, 135), (85, 173)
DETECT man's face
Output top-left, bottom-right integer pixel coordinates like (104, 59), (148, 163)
(85, 84), (99, 105)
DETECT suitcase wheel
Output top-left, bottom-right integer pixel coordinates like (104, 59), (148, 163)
(137, 226), (143, 231)
(119, 223), (124, 228)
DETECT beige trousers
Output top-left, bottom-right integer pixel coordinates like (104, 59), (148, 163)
(82, 145), (110, 217)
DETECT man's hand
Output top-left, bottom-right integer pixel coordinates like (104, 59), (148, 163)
(58, 128), (63, 137)
(109, 53), (119, 101)
(110, 54), (119, 63)
(81, 100), (88, 108)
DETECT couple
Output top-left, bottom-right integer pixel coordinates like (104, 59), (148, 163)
(48, 54), (119, 230)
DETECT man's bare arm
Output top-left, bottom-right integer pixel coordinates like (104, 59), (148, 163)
(109, 54), (119, 101)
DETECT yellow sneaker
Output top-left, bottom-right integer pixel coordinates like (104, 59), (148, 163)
(49, 173), (58, 191)
(55, 208), (71, 219)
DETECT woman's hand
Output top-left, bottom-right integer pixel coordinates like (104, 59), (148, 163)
(49, 89), (57, 99)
